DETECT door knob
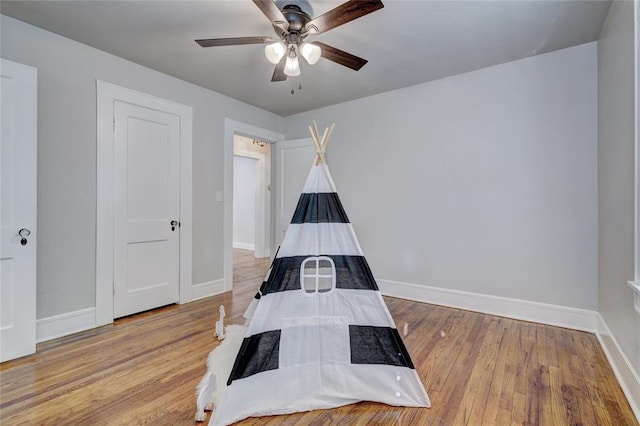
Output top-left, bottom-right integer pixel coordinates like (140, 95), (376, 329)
(170, 220), (179, 231)
(18, 228), (31, 246)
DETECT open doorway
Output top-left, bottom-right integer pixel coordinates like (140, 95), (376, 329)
(232, 135), (271, 269)
(223, 119), (282, 293)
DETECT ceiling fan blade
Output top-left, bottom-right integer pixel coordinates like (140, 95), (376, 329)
(271, 56), (287, 82)
(314, 42), (368, 71)
(195, 36), (273, 47)
(252, 0), (289, 32)
(304, 0), (384, 34)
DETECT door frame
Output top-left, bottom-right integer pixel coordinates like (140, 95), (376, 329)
(96, 80), (193, 326)
(632, 0), (640, 306)
(272, 137), (315, 256)
(224, 119), (283, 292)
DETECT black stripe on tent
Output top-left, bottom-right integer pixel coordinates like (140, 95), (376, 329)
(349, 325), (415, 369)
(227, 329), (281, 385)
(290, 193), (350, 224)
(261, 255), (379, 295)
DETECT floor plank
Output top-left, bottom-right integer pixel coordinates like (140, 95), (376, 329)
(1, 249), (637, 425)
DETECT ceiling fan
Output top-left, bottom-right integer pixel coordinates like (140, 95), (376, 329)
(195, 0), (384, 82)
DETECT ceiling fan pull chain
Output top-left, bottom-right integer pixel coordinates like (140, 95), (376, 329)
(291, 75), (301, 95)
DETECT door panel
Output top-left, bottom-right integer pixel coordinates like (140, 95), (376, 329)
(0, 59), (37, 362)
(113, 101), (180, 318)
(274, 138), (315, 251)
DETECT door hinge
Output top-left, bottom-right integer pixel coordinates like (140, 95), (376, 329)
(112, 117), (116, 131)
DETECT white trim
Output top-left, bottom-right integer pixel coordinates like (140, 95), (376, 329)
(96, 80), (193, 327)
(192, 279), (226, 301)
(224, 119), (283, 293)
(629, 281), (640, 315)
(596, 314), (640, 421)
(233, 242), (256, 251)
(634, 0), (639, 284)
(36, 308), (96, 343)
(378, 279), (598, 332)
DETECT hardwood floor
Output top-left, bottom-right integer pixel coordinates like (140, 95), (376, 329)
(1, 249), (637, 425)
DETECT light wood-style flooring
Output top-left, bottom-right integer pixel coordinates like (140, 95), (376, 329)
(1, 249), (637, 425)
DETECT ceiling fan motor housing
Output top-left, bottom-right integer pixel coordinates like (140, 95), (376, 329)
(280, 5), (311, 33)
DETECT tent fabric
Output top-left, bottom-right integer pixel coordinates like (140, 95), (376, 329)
(291, 193), (349, 223)
(210, 163), (430, 426)
(258, 255), (379, 294)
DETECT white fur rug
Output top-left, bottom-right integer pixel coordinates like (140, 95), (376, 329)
(195, 324), (246, 422)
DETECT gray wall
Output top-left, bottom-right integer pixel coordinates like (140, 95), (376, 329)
(1, 15), (284, 318)
(285, 43), (598, 310)
(598, 0), (640, 373)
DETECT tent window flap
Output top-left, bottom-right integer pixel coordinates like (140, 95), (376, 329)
(301, 256), (336, 294)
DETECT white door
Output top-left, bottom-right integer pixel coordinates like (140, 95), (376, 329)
(0, 59), (37, 362)
(113, 101), (180, 318)
(273, 138), (315, 253)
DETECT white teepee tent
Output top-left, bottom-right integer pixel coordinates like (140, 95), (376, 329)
(209, 123), (430, 426)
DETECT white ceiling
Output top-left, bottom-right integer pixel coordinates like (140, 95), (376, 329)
(1, 0), (610, 116)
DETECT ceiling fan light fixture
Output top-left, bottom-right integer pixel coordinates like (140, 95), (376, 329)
(196, 0), (384, 84)
(300, 42), (321, 65)
(284, 55), (300, 76)
(264, 41), (286, 64)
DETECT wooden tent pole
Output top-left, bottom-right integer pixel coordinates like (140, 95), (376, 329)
(309, 124), (322, 166)
(308, 121), (336, 166)
(323, 123), (336, 152)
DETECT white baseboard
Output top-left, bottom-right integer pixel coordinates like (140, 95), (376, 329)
(255, 249), (271, 259)
(596, 315), (640, 421)
(35, 278), (227, 343)
(192, 279), (226, 301)
(233, 242), (255, 251)
(378, 279), (598, 332)
(36, 307), (96, 343)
